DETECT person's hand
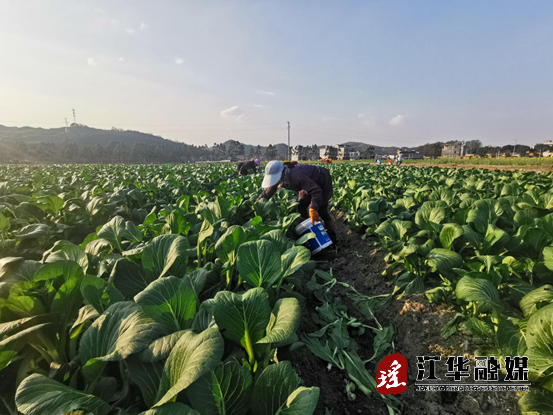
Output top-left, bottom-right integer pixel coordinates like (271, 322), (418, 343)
(299, 190), (308, 200)
(309, 208), (320, 225)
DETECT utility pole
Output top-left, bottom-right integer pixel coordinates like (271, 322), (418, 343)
(72, 109), (76, 124)
(287, 121), (291, 161)
(64, 118), (69, 133)
(513, 139), (517, 156)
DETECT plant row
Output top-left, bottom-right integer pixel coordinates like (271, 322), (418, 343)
(0, 164), (321, 415)
(331, 164), (553, 413)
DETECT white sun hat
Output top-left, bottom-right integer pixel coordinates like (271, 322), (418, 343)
(262, 160), (285, 188)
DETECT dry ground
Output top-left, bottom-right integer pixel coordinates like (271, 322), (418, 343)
(289, 216), (520, 415)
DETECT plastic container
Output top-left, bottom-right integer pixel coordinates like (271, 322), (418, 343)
(295, 218), (333, 254)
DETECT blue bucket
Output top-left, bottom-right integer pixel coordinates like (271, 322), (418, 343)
(295, 218), (333, 254)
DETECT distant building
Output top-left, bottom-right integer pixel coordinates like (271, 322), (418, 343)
(319, 145), (338, 159)
(349, 150), (361, 160)
(543, 140), (553, 146)
(400, 149), (424, 159)
(335, 145), (360, 160)
(442, 141), (466, 158)
(291, 145), (319, 161)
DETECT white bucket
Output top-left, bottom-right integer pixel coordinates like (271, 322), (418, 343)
(295, 218), (333, 254)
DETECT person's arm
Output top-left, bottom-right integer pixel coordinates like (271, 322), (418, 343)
(256, 184), (278, 202)
(298, 173), (323, 211)
(237, 162), (245, 175)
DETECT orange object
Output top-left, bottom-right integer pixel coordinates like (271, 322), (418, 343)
(309, 208), (320, 225)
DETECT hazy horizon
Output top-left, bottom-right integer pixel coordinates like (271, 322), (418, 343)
(1, 1), (553, 148)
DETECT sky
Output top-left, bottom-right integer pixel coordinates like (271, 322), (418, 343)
(1, 0), (553, 148)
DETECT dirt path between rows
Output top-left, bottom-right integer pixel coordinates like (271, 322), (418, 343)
(291, 216), (520, 415)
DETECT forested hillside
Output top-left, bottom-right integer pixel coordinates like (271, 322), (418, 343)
(0, 125), (287, 163)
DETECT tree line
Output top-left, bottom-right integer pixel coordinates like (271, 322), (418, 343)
(0, 139), (284, 164)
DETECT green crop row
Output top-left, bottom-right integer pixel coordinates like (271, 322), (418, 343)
(331, 164), (553, 412)
(0, 164), (323, 415)
(404, 157), (553, 166)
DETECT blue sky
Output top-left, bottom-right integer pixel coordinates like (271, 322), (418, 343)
(1, 0), (553, 147)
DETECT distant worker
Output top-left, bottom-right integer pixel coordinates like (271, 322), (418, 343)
(376, 158), (382, 165)
(237, 159), (261, 176)
(396, 153), (403, 166)
(256, 161), (337, 244)
(387, 158), (393, 165)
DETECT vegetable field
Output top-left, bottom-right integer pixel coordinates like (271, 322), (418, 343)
(403, 157), (553, 167)
(1, 163), (553, 415)
(332, 164), (553, 413)
(0, 164), (322, 415)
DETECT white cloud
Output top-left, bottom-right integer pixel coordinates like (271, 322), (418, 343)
(140, 22), (148, 30)
(126, 28), (136, 35)
(253, 104), (266, 108)
(256, 90), (275, 96)
(118, 57), (124, 62)
(95, 8), (106, 14)
(389, 114), (406, 126)
(358, 113), (366, 118)
(174, 56), (185, 65)
(87, 57), (97, 66)
(221, 106), (246, 121)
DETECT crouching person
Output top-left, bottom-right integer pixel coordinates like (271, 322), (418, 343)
(256, 161), (337, 244)
(237, 159), (261, 176)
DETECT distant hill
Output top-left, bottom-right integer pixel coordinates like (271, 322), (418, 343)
(0, 124), (290, 158)
(0, 124), (212, 163)
(0, 124), (169, 146)
(0, 124), (422, 163)
(0, 124), (294, 163)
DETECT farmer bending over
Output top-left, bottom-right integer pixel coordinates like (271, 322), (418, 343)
(256, 161), (337, 243)
(237, 159), (261, 176)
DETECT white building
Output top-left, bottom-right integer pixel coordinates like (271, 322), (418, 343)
(337, 145), (360, 160)
(291, 145), (319, 161)
(319, 146), (338, 159)
(318, 144), (360, 160)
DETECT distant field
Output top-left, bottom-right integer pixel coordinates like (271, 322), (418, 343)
(403, 157), (553, 166)
(336, 157), (553, 166)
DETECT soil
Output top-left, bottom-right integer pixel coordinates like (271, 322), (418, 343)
(290, 215), (521, 415)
